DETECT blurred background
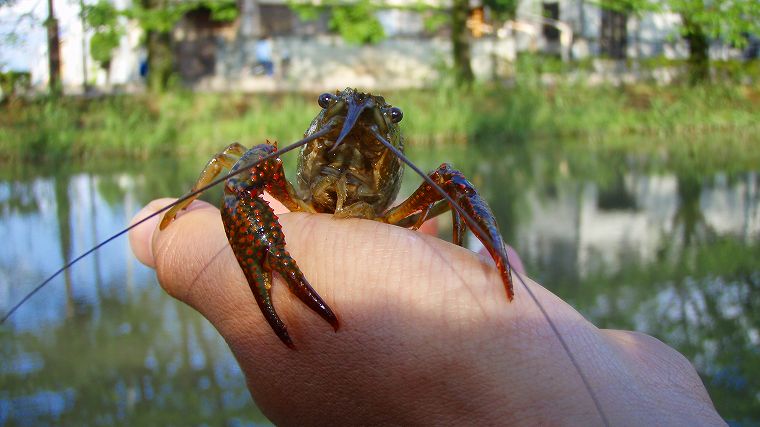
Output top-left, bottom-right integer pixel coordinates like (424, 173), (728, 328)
(0, 0), (758, 425)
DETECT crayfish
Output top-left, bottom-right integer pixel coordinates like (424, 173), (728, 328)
(159, 88), (513, 348)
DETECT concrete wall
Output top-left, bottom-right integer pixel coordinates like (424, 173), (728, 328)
(196, 35), (515, 92)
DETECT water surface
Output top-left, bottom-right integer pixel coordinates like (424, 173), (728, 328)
(1, 140), (758, 425)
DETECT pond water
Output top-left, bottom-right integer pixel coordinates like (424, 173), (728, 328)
(0, 140), (758, 425)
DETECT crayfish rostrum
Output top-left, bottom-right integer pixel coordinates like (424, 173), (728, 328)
(160, 88), (513, 348)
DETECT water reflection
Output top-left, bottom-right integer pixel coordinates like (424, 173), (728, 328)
(519, 171), (759, 279)
(507, 161), (760, 424)
(0, 168), (267, 425)
(0, 145), (758, 424)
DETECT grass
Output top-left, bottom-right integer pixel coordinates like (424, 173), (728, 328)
(0, 82), (758, 163)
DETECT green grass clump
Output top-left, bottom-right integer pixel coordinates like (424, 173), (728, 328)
(0, 83), (758, 163)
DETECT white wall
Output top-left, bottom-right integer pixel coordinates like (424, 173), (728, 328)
(2, 0), (749, 94)
(200, 35), (515, 92)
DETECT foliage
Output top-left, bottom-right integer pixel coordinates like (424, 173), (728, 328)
(602, 0), (760, 46)
(86, 0), (119, 28)
(594, 0), (657, 14)
(206, 1), (239, 22)
(126, 0), (238, 34)
(0, 70), (29, 96)
(287, 2), (320, 21)
(90, 31), (121, 68)
(451, 0), (473, 85)
(604, 0), (760, 81)
(421, 9), (448, 33)
(482, 0), (518, 20)
(328, 0), (385, 44)
(85, 0), (122, 69)
(664, 0), (760, 48)
(122, 0), (237, 92)
(603, 0), (760, 44)
(289, 0), (385, 44)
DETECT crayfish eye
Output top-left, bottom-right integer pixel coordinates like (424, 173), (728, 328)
(390, 107), (403, 123)
(318, 93), (334, 108)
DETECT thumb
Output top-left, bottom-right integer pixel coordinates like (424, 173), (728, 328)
(128, 198), (276, 345)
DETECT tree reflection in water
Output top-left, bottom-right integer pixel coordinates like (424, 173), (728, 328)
(549, 171), (760, 423)
(0, 165), (267, 425)
(1, 284), (267, 425)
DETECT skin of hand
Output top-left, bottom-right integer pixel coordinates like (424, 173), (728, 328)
(129, 198), (725, 426)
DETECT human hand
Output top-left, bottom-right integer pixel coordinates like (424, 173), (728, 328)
(129, 198), (724, 426)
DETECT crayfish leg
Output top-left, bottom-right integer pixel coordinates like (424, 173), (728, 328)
(384, 163), (514, 300)
(160, 142), (247, 230)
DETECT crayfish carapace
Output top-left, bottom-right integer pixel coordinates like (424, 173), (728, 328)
(159, 88), (513, 348)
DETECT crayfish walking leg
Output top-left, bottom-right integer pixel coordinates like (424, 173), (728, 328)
(384, 163), (513, 300)
(160, 142), (246, 229)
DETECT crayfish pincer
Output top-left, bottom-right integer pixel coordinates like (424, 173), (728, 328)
(160, 88), (513, 348)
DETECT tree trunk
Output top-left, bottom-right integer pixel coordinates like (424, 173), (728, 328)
(451, 0), (474, 85)
(46, 0), (61, 94)
(682, 15), (709, 84)
(79, 0), (89, 94)
(146, 29), (174, 91)
(142, 0), (175, 92)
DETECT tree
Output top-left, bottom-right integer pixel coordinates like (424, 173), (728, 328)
(605, 0), (760, 83)
(482, 0), (517, 21)
(289, 0), (385, 45)
(444, 0), (518, 86)
(129, 0), (183, 92)
(328, 0), (385, 45)
(666, 0), (760, 83)
(291, 0), (478, 86)
(1, 0), (60, 93)
(126, 0), (237, 92)
(416, 0), (479, 86)
(451, 0), (473, 85)
(85, 0), (122, 85)
(46, 0), (61, 94)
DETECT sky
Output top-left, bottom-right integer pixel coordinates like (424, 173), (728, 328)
(0, 0), (89, 73)
(0, 0), (49, 72)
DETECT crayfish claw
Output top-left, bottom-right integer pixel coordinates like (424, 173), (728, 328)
(247, 269), (296, 349)
(220, 146), (338, 348)
(266, 251), (340, 332)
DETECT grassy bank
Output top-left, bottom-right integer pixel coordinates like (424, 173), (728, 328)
(1, 83), (758, 163)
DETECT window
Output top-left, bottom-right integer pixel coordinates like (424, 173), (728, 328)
(600, 7), (627, 59)
(542, 2), (560, 42)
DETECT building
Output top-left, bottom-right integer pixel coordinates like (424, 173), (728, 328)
(0, 0), (750, 94)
